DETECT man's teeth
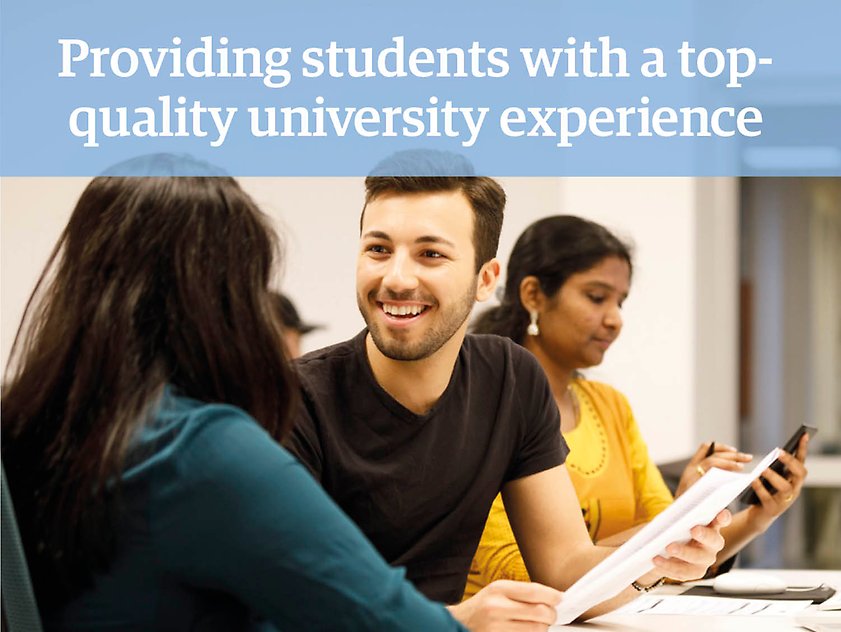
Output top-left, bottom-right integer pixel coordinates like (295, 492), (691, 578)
(383, 303), (426, 316)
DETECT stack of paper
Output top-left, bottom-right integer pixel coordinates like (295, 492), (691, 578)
(552, 448), (780, 627)
(615, 594), (812, 616)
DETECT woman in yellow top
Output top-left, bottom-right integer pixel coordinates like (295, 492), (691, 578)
(464, 215), (809, 598)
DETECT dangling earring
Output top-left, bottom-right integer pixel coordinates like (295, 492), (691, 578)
(527, 310), (540, 336)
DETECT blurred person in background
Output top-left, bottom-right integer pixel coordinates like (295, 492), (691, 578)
(269, 291), (322, 359)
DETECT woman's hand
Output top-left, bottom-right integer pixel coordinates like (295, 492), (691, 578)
(675, 442), (753, 498)
(744, 434), (810, 530)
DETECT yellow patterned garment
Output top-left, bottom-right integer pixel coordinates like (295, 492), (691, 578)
(463, 378), (673, 599)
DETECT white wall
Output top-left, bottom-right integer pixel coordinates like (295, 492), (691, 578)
(1, 176), (739, 462)
(557, 179), (699, 459)
(239, 178), (365, 353)
(2, 178), (90, 375)
(556, 178), (739, 460)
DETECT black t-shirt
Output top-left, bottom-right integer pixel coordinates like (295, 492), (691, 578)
(285, 330), (567, 604)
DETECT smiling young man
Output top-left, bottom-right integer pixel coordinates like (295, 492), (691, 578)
(287, 174), (729, 629)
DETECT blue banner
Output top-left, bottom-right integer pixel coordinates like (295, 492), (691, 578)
(1, 0), (839, 175)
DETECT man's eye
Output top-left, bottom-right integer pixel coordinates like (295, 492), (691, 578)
(422, 250), (443, 259)
(367, 245), (389, 254)
(587, 294), (606, 304)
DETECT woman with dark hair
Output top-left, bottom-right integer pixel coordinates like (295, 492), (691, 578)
(464, 215), (809, 598)
(1, 167), (471, 630)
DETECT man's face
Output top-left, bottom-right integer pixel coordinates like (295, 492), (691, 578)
(357, 190), (490, 362)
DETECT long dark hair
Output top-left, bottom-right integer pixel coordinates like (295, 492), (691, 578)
(1, 170), (296, 601)
(473, 215), (632, 343)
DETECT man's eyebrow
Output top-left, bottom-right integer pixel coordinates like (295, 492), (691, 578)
(361, 231), (456, 249)
(415, 235), (455, 248)
(361, 230), (391, 241)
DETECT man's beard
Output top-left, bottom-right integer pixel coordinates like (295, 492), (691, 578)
(358, 284), (476, 361)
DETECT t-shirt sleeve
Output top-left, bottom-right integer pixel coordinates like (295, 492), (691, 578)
(620, 395), (674, 523)
(505, 350), (568, 483)
(151, 408), (463, 631)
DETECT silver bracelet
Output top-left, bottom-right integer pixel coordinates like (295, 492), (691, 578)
(631, 577), (666, 592)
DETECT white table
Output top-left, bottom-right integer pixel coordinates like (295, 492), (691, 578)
(561, 569), (841, 630)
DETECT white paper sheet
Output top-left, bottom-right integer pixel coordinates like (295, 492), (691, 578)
(796, 611), (841, 632)
(552, 447), (781, 627)
(614, 594), (812, 616)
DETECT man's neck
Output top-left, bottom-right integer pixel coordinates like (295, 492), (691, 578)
(365, 328), (467, 415)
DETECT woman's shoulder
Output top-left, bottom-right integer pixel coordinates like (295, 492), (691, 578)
(572, 376), (628, 402)
(572, 376), (635, 422)
(147, 388), (260, 441)
(127, 387), (293, 480)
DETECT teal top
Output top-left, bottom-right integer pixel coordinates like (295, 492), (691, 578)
(45, 389), (463, 631)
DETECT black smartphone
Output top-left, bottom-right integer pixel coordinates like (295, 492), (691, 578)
(738, 424), (817, 505)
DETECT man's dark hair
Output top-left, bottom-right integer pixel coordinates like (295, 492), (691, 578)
(363, 176), (506, 272)
(361, 151), (505, 273)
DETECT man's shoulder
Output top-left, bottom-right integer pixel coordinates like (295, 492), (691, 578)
(298, 336), (358, 364)
(463, 333), (543, 372)
(297, 331), (362, 369)
(464, 331), (516, 354)
(292, 333), (367, 397)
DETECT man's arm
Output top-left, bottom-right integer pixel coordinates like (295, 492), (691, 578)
(502, 464), (729, 619)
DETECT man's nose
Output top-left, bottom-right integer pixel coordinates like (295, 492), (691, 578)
(382, 251), (419, 293)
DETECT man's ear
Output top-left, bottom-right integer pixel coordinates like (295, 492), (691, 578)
(519, 276), (546, 312)
(475, 258), (501, 302)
